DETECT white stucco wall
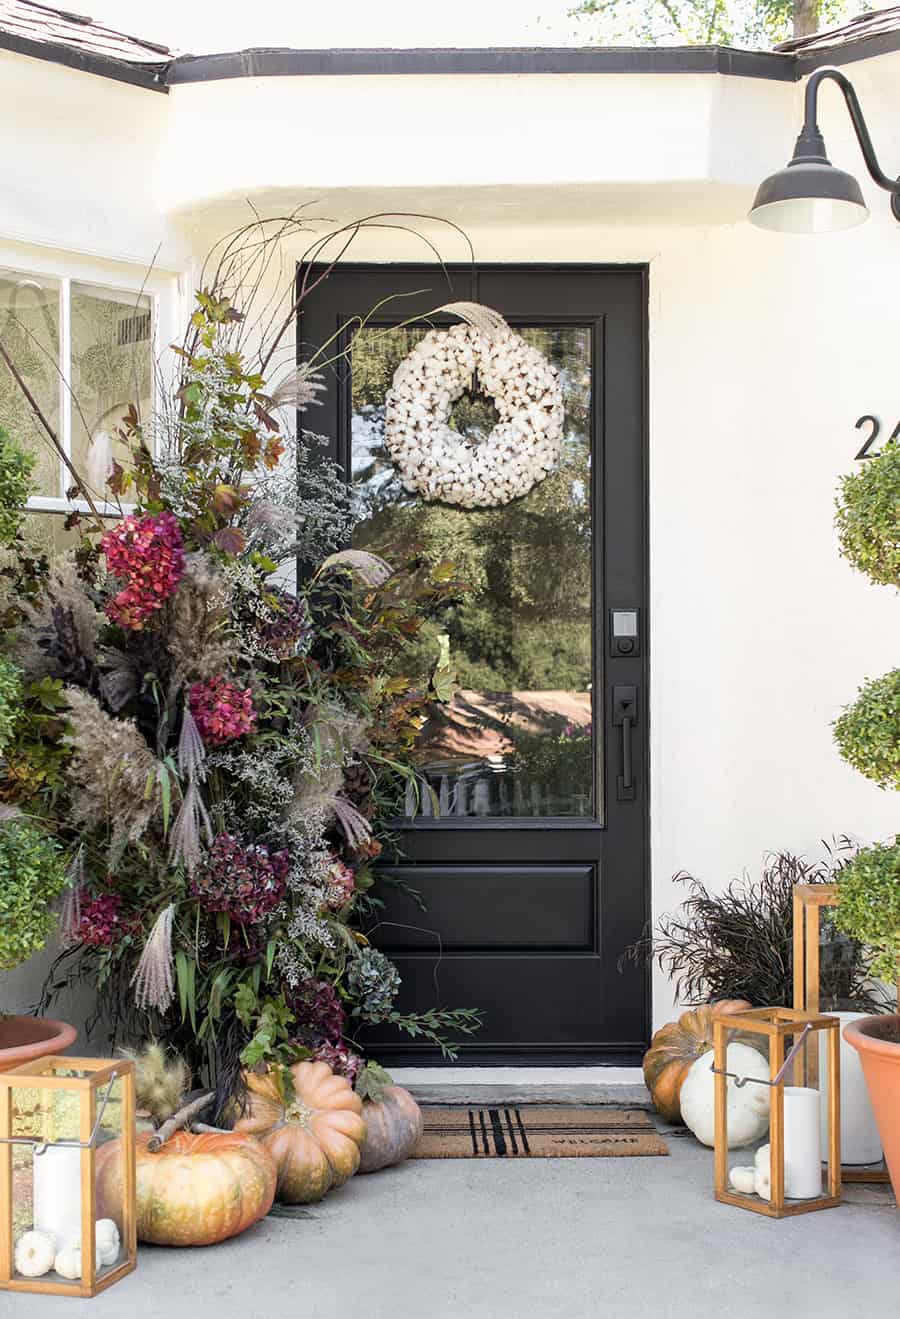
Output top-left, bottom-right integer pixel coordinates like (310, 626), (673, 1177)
(0, 45), (898, 1040)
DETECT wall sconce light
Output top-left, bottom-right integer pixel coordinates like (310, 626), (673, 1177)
(749, 66), (900, 233)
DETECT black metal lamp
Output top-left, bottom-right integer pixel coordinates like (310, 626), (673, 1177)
(749, 66), (900, 233)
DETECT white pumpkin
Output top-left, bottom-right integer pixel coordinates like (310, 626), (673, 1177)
(14, 1230), (56, 1278)
(95, 1219), (120, 1267)
(679, 1042), (771, 1147)
(728, 1165), (757, 1194)
(53, 1237), (102, 1280)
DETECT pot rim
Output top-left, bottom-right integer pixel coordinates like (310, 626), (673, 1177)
(843, 1012), (900, 1061)
(0, 1013), (77, 1063)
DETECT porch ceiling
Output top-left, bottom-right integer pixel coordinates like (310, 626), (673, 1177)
(160, 72), (793, 234)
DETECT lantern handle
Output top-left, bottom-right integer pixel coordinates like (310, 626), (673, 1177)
(0, 1068), (120, 1155)
(710, 1025), (813, 1088)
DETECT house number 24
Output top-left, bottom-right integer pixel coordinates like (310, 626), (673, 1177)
(854, 414), (897, 460)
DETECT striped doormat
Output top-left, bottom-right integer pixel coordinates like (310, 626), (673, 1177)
(411, 1106), (668, 1159)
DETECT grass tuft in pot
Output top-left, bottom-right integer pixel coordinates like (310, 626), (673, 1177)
(624, 843), (886, 1012)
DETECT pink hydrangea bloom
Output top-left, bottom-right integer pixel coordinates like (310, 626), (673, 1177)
(102, 511), (185, 629)
(76, 893), (135, 948)
(189, 676), (257, 745)
(324, 856), (355, 911)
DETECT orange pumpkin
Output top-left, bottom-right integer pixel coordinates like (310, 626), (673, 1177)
(97, 1130), (276, 1247)
(643, 1000), (753, 1123)
(359, 1085), (424, 1173)
(234, 1060), (367, 1203)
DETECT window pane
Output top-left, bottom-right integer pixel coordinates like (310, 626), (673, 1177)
(70, 284), (153, 499)
(351, 323), (594, 818)
(0, 270), (61, 497)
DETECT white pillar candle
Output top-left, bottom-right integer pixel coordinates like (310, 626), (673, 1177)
(782, 1086), (822, 1200)
(33, 1146), (83, 1245)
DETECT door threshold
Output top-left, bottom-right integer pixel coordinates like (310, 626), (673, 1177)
(391, 1065), (651, 1106)
(391, 1066), (644, 1085)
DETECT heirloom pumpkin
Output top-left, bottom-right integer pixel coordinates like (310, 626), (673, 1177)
(642, 1000), (753, 1123)
(234, 1060), (367, 1203)
(97, 1130), (276, 1247)
(359, 1085), (424, 1173)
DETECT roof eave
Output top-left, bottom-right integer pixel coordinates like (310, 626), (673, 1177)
(0, 26), (168, 90)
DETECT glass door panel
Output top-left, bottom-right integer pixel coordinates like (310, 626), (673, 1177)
(351, 324), (594, 819)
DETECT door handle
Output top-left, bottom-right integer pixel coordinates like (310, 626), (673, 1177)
(612, 686), (638, 802)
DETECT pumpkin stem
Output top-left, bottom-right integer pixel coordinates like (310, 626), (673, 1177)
(147, 1091), (215, 1152)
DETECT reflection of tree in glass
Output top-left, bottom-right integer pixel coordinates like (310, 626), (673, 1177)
(350, 323), (595, 815)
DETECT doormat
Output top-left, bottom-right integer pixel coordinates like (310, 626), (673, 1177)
(411, 1106), (668, 1159)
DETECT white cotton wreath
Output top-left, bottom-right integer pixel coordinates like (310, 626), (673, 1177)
(383, 311), (565, 508)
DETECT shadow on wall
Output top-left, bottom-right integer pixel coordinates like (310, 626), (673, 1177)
(1, 944), (95, 1047)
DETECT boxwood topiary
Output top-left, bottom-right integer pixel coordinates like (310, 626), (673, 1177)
(0, 655), (22, 754)
(0, 818), (67, 973)
(835, 838), (900, 984)
(833, 668), (900, 791)
(834, 439), (900, 588)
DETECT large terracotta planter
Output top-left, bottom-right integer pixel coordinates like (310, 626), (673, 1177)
(0, 1014), (77, 1071)
(843, 1014), (900, 1200)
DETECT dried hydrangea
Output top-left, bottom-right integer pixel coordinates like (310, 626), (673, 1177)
(102, 511), (185, 629)
(189, 676), (257, 745)
(313, 1042), (363, 1085)
(191, 832), (289, 924)
(75, 893), (136, 949)
(259, 589), (314, 660)
(347, 947), (401, 1020)
(286, 977), (345, 1047)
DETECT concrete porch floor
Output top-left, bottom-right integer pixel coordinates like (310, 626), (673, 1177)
(8, 1125), (898, 1319)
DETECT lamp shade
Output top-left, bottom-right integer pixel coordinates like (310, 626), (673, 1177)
(749, 160), (868, 233)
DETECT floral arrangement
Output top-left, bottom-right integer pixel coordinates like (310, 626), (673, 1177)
(0, 221), (480, 1107)
(384, 315), (564, 508)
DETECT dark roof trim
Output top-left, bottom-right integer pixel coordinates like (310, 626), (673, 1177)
(795, 24), (900, 71)
(0, 26), (167, 88)
(166, 43), (797, 83)
(5, 30), (900, 94)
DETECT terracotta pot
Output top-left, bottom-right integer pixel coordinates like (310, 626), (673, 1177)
(0, 1014), (77, 1072)
(843, 1014), (900, 1200)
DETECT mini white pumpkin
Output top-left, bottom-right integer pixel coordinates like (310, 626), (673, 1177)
(728, 1165), (757, 1194)
(679, 1042), (771, 1147)
(754, 1145), (773, 1199)
(14, 1229), (56, 1278)
(54, 1237), (102, 1280)
(95, 1218), (120, 1267)
(53, 1245), (83, 1281)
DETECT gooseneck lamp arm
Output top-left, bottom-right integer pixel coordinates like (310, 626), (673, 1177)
(798, 67), (900, 220)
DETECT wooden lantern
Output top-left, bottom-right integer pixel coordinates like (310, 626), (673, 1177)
(0, 1056), (136, 1297)
(713, 1007), (841, 1218)
(793, 882), (898, 1184)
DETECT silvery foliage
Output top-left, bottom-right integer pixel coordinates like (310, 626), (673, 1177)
(240, 427), (356, 567)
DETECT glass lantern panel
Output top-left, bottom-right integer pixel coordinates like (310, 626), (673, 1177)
(11, 1081), (82, 1282)
(93, 1073), (126, 1276)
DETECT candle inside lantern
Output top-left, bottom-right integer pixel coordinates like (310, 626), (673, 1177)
(33, 1145), (83, 1245)
(782, 1087), (822, 1199)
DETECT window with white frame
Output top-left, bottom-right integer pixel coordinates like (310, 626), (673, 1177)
(0, 266), (154, 515)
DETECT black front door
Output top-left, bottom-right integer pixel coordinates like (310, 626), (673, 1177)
(300, 265), (648, 1064)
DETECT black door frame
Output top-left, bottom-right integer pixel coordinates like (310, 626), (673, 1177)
(299, 263), (651, 1064)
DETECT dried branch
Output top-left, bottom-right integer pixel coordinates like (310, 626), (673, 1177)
(146, 1091), (215, 1151)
